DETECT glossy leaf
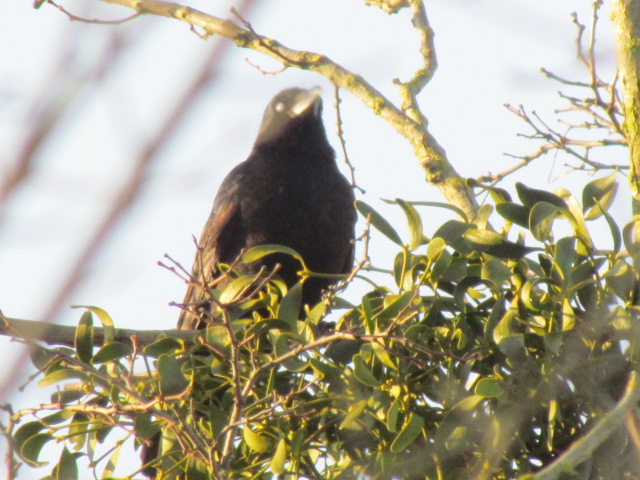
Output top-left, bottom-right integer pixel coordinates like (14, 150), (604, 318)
(356, 200), (403, 246)
(529, 202), (561, 242)
(582, 171), (618, 219)
(340, 399), (368, 430)
(157, 354), (188, 396)
(496, 202), (530, 227)
(72, 306), (115, 344)
(270, 438), (287, 475)
(74, 311), (94, 363)
(396, 198), (424, 250)
(242, 244), (306, 270)
(390, 413), (424, 452)
(475, 378), (504, 397)
(143, 337), (183, 358)
(516, 182), (566, 209)
(353, 354), (381, 387)
(243, 426), (270, 452)
(91, 342), (133, 364)
(277, 281), (302, 328)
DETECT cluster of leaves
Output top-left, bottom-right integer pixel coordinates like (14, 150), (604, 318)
(6, 175), (640, 479)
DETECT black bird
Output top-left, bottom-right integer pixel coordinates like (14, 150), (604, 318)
(178, 86), (356, 330)
(142, 87), (356, 477)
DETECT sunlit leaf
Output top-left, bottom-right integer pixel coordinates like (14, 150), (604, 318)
(242, 244), (306, 270)
(157, 354), (188, 396)
(356, 200), (403, 245)
(475, 378), (504, 398)
(340, 399), (368, 430)
(516, 182), (566, 209)
(92, 342), (133, 364)
(72, 306), (115, 344)
(395, 198), (424, 251)
(243, 426), (270, 452)
(582, 171), (618, 219)
(390, 413), (424, 452)
(353, 354), (381, 387)
(270, 438), (287, 475)
(74, 311), (93, 363)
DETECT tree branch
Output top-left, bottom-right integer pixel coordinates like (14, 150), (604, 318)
(519, 371), (640, 480)
(82, 0), (478, 219)
(0, 316), (198, 347)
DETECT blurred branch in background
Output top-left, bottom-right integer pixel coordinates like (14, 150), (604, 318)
(0, 25), (133, 226)
(0, 0), (258, 406)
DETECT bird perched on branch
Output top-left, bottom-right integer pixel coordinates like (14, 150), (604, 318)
(177, 86), (356, 330)
(141, 87), (356, 477)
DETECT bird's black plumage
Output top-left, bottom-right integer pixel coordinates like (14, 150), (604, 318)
(177, 86), (356, 330)
(142, 87), (355, 478)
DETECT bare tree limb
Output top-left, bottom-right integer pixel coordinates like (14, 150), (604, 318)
(73, 0), (478, 219)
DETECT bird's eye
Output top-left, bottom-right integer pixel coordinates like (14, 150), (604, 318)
(274, 102), (286, 113)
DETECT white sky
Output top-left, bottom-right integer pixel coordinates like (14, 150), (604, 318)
(0, 0), (628, 477)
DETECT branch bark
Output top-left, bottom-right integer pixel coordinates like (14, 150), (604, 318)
(0, 316), (198, 347)
(612, 0), (640, 214)
(95, 0), (478, 219)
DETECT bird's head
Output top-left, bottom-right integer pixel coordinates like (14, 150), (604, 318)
(254, 87), (326, 148)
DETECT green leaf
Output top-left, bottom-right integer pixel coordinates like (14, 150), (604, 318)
(496, 202), (530, 227)
(353, 354), (381, 387)
(270, 438), (287, 475)
(53, 447), (79, 480)
(134, 413), (157, 441)
(606, 260), (636, 302)
(356, 200), (403, 246)
(529, 202), (561, 241)
(242, 244), (306, 270)
(475, 378), (504, 398)
(555, 237), (577, 283)
(371, 341), (397, 370)
(426, 237), (446, 261)
(482, 259), (511, 286)
(473, 203), (494, 230)
(277, 281), (302, 328)
(102, 443), (121, 478)
(395, 198), (423, 251)
(72, 306), (115, 344)
(385, 199), (468, 222)
(143, 337), (183, 358)
(493, 298), (520, 344)
(390, 413), (424, 452)
(340, 399), (367, 430)
(157, 354), (188, 396)
(74, 311), (94, 363)
(41, 411), (72, 426)
(38, 369), (87, 388)
(463, 228), (505, 247)
(375, 291), (414, 321)
(20, 433), (52, 467)
(243, 426), (271, 452)
(582, 171), (618, 219)
(386, 399), (401, 433)
(433, 220), (474, 246)
(274, 333), (307, 372)
(516, 183), (567, 209)
(13, 421), (45, 456)
(91, 342), (133, 364)
(623, 220), (640, 265)
(219, 275), (257, 304)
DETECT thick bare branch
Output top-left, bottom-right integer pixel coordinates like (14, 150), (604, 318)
(88, 0), (478, 219)
(612, 0), (640, 208)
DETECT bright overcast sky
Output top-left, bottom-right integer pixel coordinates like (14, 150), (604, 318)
(0, 0), (626, 477)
